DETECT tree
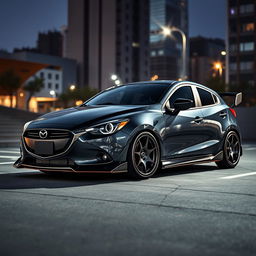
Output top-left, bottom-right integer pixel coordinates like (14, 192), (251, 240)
(23, 77), (44, 110)
(59, 86), (98, 108)
(205, 76), (227, 93)
(0, 69), (21, 108)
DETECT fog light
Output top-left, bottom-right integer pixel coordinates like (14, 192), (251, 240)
(102, 154), (108, 161)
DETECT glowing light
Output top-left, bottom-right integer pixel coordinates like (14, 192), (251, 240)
(50, 90), (56, 96)
(162, 26), (171, 37)
(70, 84), (76, 91)
(75, 100), (83, 106)
(221, 51), (226, 56)
(19, 92), (24, 97)
(111, 74), (118, 81)
(213, 61), (223, 76)
(115, 79), (121, 85)
(151, 75), (159, 81)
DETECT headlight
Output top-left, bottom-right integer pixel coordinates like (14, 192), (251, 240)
(23, 121), (32, 132)
(89, 119), (129, 135)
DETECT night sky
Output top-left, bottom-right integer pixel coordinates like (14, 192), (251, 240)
(0, 0), (226, 52)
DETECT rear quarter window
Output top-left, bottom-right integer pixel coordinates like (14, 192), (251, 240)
(197, 88), (215, 106)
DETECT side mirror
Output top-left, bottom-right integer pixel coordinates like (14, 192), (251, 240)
(173, 98), (193, 111)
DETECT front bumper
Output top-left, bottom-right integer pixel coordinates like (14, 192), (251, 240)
(14, 130), (130, 173)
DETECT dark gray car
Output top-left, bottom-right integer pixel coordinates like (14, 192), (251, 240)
(14, 81), (242, 179)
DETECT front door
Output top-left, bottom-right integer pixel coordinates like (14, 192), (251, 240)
(162, 85), (207, 159)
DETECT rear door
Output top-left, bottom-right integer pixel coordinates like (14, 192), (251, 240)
(195, 87), (227, 155)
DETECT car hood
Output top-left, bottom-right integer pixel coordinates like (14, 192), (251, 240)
(28, 105), (148, 130)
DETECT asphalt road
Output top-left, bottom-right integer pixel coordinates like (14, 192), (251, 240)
(0, 145), (256, 256)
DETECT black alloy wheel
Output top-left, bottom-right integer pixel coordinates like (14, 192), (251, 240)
(216, 131), (241, 169)
(128, 131), (160, 179)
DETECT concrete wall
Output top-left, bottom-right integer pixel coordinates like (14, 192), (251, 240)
(236, 107), (256, 141)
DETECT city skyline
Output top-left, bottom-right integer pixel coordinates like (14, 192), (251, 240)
(0, 0), (226, 52)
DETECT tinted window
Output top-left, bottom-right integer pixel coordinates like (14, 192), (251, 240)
(169, 86), (195, 108)
(197, 88), (215, 106)
(86, 83), (170, 105)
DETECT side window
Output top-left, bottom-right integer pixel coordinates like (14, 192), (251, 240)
(169, 86), (195, 108)
(197, 88), (215, 106)
(212, 94), (218, 103)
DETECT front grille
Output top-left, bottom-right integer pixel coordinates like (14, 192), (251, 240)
(23, 129), (74, 157)
(24, 129), (71, 139)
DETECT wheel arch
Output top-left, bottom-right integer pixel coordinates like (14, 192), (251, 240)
(223, 126), (243, 156)
(125, 125), (163, 160)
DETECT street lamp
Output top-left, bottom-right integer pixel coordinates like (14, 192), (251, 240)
(110, 74), (122, 86)
(115, 79), (121, 85)
(111, 74), (118, 81)
(50, 90), (56, 96)
(69, 84), (76, 91)
(161, 26), (187, 80)
(50, 90), (56, 109)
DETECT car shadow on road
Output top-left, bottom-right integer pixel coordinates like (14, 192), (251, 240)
(0, 164), (217, 190)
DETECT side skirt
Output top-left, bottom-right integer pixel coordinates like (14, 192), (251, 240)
(161, 151), (223, 169)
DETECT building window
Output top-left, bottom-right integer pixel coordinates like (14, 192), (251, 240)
(240, 61), (254, 71)
(55, 74), (59, 80)
(158, 49), (164, 56)
(55, 83), (59, 89)
(240, 42), (254, 51)
(132, 42), (140, 48)
(230, 7), (236, 15)
(240, 4), (254, 14)
(48, 73), (52, 79)
(151, 51), (156, 57)
(230, 44), (237, 52)
(48, 83), (52, 88)
(40, 72), (44, 78)
(230, 62), (237, 71)
(242, 23), (255, 32)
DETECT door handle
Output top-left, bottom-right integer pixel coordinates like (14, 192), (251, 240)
(194, 116), (203, 123)
(219, 112), (227, 118)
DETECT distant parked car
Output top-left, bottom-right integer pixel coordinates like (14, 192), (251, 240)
(14, 81), (242, 179)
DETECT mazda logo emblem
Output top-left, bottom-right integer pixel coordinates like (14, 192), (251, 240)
(39, 129), (48, 139)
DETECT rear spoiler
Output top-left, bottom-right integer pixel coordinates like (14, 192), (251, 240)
(218, 92), (242, 107)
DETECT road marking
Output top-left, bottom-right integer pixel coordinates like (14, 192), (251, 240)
(244, 147), (256, 151)
(220, 172), (256, 179)
(0, 150), (20, 154)
(0, 162), (14, 165)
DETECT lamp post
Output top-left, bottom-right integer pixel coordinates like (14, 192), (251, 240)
(50, 90), (56, 109)
(161, 26), (187, 80)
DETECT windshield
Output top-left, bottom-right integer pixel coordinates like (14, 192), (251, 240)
(86, 83), (170, 106)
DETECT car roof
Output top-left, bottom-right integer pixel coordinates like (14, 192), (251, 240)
(112, 80), (218, 96)
(125, 80), (177, 86)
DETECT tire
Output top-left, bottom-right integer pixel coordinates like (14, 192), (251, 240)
(127, 131), (160, 179)
(216, 131), (241, 169)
